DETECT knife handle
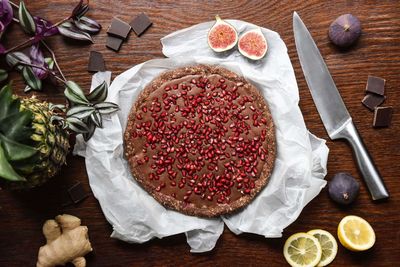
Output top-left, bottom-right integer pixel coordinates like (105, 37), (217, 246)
(331, 120), (389, 200)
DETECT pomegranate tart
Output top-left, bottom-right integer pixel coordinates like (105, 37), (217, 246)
(124, 65), (275, 217)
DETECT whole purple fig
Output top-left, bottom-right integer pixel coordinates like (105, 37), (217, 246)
(328, 14), (361, 47)
(328, 173), (360, 205)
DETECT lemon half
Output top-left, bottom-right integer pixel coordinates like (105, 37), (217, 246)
(308, 229), (338, 266)
(284, 232), (322, 267)
(337, 215), (376, 251)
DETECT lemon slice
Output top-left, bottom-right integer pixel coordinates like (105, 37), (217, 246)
(337, 215), (376, 251)
(307, 229), (338, 266)
(284, 232), (322, 267)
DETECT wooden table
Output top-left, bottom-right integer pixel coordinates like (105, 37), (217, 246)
(1, 0), (399, 266)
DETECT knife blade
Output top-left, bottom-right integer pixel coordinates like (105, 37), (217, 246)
(293, 12), (389, 200)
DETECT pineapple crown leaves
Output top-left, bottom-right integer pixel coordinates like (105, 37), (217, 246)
(63, 81), (118, 141)
(0, 84), (37, 182)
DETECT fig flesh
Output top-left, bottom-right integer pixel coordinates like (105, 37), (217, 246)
(207, 15), (238, 52)
(238, 28), (268, 60)
(328, 173), (360, 205)
(329, 14), (361, 47)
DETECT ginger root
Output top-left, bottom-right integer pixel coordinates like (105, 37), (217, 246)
(36, 214), (93, 267)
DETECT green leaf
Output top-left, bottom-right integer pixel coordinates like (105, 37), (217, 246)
(0, 110), (33, 142)
(0, 145), (26, 182)
(58, 24), (93, 42)
(66, 117), (89, 133)
(74, 16), (101, 34)
(94, 102), (119, 114)
(49, 103), (66, 112)
(90, 110), (102, 128)
(45, 57), (54, 70)
(0, 133), (37, 161)
(66, 105), (95, 119)
(6, 52), (30, 71)
(22, 67), (42, 91)
(83, 119), (96, 141)
(87, 81), (108, 104)
(64, 81), (89, 105)
(24, 85), (33, 93)
(0, 69), (8, 82)
(0, 85), (13, 120)
(50, 115), (65, 124)
(18, 1), (36, 34)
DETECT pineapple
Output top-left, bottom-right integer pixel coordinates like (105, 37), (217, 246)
(0, 84), (69, 189)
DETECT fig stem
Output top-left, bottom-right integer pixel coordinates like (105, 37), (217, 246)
(343, 24), (350, 31)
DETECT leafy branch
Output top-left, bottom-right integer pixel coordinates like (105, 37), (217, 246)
(0, 0), (116, 141)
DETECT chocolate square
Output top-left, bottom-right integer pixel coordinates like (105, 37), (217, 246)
(373, 107), (393, 128)
(68, 182), (90, 204)
(362, 93), (385, 111)
(88, 51), (106, 72)
(366, 76), (385, 96)
(107, 17), (131, 39)
(130, 13), (152, 36)
(106, 35), (124, 52)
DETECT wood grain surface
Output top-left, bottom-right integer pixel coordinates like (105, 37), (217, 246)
(1, 0), (399, 266)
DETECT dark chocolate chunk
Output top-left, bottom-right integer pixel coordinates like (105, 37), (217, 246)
(130, 13), (152, 36)
(107, 17), (131, 39)
(106, 35), (124, 51)
(373, 107), (393, 128)
(68, 182), (90, 204)
(362, 93), (385, 111)
(88, 51), (106, 72)
(366, 76), (385, 96)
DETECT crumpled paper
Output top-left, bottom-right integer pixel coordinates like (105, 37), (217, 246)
(74, 20), (329, 253)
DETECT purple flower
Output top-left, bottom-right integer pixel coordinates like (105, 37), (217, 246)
(29, 44), (48, 79)
(0, 0), (13, 33)
(33, 17), (59, 42)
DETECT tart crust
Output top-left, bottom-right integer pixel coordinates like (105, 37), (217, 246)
(124, 65), (275, 217)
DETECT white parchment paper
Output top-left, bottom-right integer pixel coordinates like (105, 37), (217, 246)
(74, 20), (329, 252)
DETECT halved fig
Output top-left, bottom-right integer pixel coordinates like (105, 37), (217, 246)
(207, 15), (238, 52)
(238, 28), (268, 60)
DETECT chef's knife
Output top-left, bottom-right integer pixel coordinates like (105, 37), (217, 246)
(293, 12), (389, 200)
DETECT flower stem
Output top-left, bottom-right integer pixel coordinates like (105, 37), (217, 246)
(17, 61), (67, 85)
(9, 1), (18, 9)
(41, 40), (67, 82)
(5, 37), (36, 54)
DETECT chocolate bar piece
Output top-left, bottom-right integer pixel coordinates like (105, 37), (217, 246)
(130, 13), (152, 36)
(366, 76), (385, 96)
(107, 17), (131, 39)
(106, 35), (124, 51)
(373, 107), (393, 128)
(362, 93), (385, 111)
(68, 182), (90, 204)
(88, 51), (106, 72)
